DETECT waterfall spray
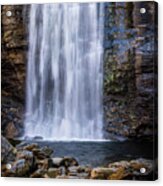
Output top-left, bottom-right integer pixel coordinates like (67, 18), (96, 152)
(25, 3), (104, 140)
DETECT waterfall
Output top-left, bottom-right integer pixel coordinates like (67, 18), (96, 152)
(24, 3), (104, 140)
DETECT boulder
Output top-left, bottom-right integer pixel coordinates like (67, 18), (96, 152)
(51, 156), (78, 168)
(16, 150), (35, 169)
(107, 167), (129, 180)
(1, 135), (16, 163)
(17, 150), (33, 160)
(23, 143), (39, 151)
(68, 166), (90, 179)
(62, 156), (78, 167)
(30, 169), (47, 178)
(47, 168), (60, 178)
(36, 158), (52, 170)
(91, 167), (115, 179)
(32, 148), (50, 160)
(4, 122), (19, 139)
(91, 158), (154, 180)
(51, 157), (64, 167)
(9, 159), (31, 177)
(68, 165), (91, 174)
(129, 158), (153, 175)
(58, 166), (66, 175)
(40, 146), (53, 157)
(108, 158), (153, 180)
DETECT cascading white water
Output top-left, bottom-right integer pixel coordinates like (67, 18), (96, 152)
(25, 3), (104, 140)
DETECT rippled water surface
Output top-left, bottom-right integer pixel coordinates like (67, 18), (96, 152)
(25, 140), (154, 167)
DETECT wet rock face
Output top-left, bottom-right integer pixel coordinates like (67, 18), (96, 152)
(1, 5), (28, 138)
(1, 5), (28, 102)
(103, 2), (157, 138)
(1, 99), (24, 138)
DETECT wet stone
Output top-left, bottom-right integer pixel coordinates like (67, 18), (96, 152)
(62, 156), (79, 167)
(68, 165), (91, 174)
(47, 168), (60, 178)
(30, 168), (47, 178)
(40, 146), (53, 157)
(10, 159), (31, 177)
(23, 143), (39, 151)
(16, 150), (33, 161)
(51, 157), (64, 167)
(91, 167), (115, 179)
(32, 148), (51, 160)
(1, 136), (16, 163)
(33, 136), (43, 140)
(36, 159), (50, 169)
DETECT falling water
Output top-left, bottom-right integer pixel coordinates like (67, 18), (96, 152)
(24, 3), (104, 140)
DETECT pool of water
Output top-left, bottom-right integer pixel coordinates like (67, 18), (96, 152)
(24, 140), (154, 167)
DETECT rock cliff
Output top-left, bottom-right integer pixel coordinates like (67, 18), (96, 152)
(1, 2), (158, 139)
